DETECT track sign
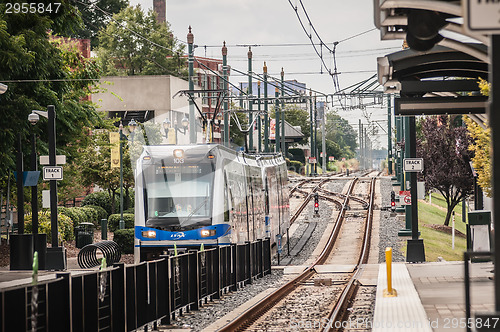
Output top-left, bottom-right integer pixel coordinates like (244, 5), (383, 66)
(404, 158), (424, 172)
(465, 0), (500, 34)
(43, 166), (63, 180)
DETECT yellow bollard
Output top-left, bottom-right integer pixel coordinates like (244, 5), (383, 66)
(383, 247), (398, 297)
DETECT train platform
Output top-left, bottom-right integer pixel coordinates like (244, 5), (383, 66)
(372, 261), (494, 332)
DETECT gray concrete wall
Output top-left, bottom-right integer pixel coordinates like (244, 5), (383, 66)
(92, 75), (205, 144)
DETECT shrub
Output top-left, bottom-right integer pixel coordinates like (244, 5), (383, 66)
(288, 148), (305, 163)
(25, 211), (74, 243)
(81, 206), (99, 227)
(83, 205), (108, 223)
(82, 191), (115, 216)
(113, 229), (134, 254)
(124, 207), (135, 214)
(287, 160), (303, 173)
(108, 213), (135, 232)
(59, 206), (85, 226)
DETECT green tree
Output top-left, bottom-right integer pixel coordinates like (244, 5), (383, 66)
(78, 126), (133, 214)
(71, 0), (128, 48)
(96, 5), (186, 77)
(0, 1), (101, 189)
(315, 112), (358, 160)
(418, 115), (474, 226)
(78, 120), (162, 214)
(465, 78), (491, 196)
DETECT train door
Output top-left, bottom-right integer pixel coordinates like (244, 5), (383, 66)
(223, 170), (237, 244)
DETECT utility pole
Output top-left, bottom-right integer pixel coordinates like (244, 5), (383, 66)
(264, 62), (269, 152)
(314, 94), (318, 175)
(359, 120), (363, 170)
(275, 87), (280, 153)
(222, 42), (229, 147)
(387, 94), (393, 175)
(187, 27), (196, 144)
(281, 68), (286, 155)
(309, 90), (313, 176)
(248, 47), (253, 151)
(322, 102), (326, 173)
(257, 81), (262, 153)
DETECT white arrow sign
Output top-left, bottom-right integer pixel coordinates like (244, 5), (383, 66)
(43, 166), (63, 180)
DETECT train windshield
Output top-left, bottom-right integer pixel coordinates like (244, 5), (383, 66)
(143, 162), (214, 229)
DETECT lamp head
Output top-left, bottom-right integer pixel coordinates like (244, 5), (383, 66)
(128, 118), (138, 132)
(162, 118), (171, 129)
(28, 112), (40, 125)
(181, 117), (189, 129)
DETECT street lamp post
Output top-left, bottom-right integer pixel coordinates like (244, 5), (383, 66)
(28, 112), (39, 235)
(28, 111), (47, 270)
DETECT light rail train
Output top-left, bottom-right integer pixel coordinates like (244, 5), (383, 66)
(134, 144), (289, 262)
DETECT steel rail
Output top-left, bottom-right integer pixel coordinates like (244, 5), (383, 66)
(217, 177), (360, 332)
(322, 177), (376, 332)
(289, 177), (335, 224)
(317, 187), (369, 209)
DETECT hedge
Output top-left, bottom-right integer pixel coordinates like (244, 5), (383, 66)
(113, 229), (134, 254)
(82, 191), (116, 216)
(25, 211), (74, 243)
(108, 213), (135, 232)
(83, 205), (108, 223)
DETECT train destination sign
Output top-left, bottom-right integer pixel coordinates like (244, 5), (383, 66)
(403, 158), (424, 172)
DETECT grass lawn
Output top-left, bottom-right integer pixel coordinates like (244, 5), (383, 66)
(428, 192), (466, 218)
(400, 199), (467, 262)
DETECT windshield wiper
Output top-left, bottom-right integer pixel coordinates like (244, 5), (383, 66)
(180, 196), (209, 226)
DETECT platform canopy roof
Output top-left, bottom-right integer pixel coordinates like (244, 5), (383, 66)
(374, 0), (490, 125)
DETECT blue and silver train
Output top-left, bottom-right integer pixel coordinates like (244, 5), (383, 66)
(134, 144), (290, 262)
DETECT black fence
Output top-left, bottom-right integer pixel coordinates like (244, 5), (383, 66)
(0, 239), (271, 332)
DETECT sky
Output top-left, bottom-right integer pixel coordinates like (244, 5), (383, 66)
(129, 0), (403, 149)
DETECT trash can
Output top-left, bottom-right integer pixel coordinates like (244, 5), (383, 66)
(75, 222), (94, 249)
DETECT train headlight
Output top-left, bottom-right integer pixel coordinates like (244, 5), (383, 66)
(173, 149), (184, 159)
(142, 230), (157, 239)
(200, 229), (216, 237)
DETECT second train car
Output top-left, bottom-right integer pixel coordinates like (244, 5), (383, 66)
(134, 144), (289, 262)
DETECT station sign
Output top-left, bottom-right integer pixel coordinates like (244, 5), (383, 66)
(404, 158), (424, 172)
(399, 190), (411, 205)
(43, 166), (63, 180)
(465, 0), (500, 34)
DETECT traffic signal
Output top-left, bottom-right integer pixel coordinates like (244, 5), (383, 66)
(314, 193), (319, 215)
(390, 191), (396, 211)
(406, 9), (446, 52)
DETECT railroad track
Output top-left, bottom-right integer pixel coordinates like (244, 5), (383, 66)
(218, 175), (377, 331)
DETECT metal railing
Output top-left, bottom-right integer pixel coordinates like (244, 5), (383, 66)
(0, 238), (271, 332)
